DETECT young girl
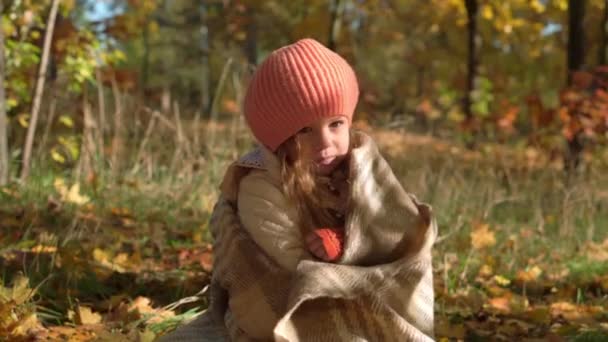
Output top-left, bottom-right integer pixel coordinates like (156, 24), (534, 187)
(160, 38), (437, 342)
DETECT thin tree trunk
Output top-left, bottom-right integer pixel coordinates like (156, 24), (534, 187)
(464, 0), (479, 121)
(244, 7), (257, 65)
(0, 1), (8, 185)
(76, 89), (97, 181)
(599, 0), (608, 65)
(142, 15), (150, 93)
(95, 68), (106, 152)
(37, 89), (57, 157)
(566, 0), (586, 173)
(20, 0), (61, 181)
(196, 3), (211, 154)
(328, 0), (343, 51)
(110, 76), (124, 175)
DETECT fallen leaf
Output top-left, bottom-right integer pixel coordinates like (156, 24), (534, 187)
(73, 306), (102, 325)
(30, 245), (57, 253)
(517, 265), (543, 282)
(585, 239), (608, 261)
(54, 178), (90, 205)
(494, 275), (511, 287)
(129, 296), (155, 315)
(9, 313), (43, 337)
(487, 296), (511, 313)
(435, 316), (466, 339)
(471, 223), (496, 250)
(0, 274), (34, 305)
(478, 264), (493, 277)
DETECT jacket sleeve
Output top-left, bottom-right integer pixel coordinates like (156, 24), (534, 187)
(237, 169), (307, 272)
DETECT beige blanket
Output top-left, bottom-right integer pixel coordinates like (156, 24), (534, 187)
(158, 132), (437, 342)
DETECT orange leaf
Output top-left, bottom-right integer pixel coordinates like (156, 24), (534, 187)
(470, 224), (496, 250)
(516, 266), (542, 283)
(488, 296), (511, 313)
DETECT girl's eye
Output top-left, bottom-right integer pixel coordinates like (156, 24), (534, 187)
(330, 120), (344, 128)
(298, 127), (312, 134)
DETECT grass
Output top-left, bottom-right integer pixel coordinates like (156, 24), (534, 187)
(1, 117), (607, 340)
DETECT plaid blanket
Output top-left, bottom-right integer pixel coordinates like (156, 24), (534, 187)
(157, 131), (437, 341)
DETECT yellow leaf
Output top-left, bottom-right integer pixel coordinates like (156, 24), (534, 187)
(55, 178), (90, 205)
(478, 264), (493, 277)
(93, 248), (109, 263)
(31, 245), (57, 253)
(51, 148), (66, 164)
(17, 113), (29, 128)
(531, 0), (546, 13)
(494, 275), (511, 287)
(470, 223), (496, 250)
(481, 4), (493, 20)
(114, 253), (129, 265)
(0, 275), (33, 305)
(75, 306), (102, 325)
(58, 115), (74, 128)
(66, 183), (89, 205)
(10, 313), (42, 336)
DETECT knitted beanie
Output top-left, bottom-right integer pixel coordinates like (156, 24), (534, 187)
(243, 38), (359, 151)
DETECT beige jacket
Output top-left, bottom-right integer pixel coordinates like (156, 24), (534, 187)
(235, 147), (311, 272)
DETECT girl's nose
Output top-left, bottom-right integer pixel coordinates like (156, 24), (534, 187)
(315, 129), (332, 151)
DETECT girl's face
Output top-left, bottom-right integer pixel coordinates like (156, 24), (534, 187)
(293, 115), (350, 175)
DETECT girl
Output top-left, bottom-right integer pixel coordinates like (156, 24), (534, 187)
(160, 38), (437, 342)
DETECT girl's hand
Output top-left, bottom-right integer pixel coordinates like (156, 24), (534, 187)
(305, 228), (344, 262)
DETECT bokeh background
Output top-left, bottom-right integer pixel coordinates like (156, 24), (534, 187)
(0, 1), (607, 340)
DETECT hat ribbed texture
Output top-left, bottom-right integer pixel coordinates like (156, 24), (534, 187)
(244, 38), (359, 151)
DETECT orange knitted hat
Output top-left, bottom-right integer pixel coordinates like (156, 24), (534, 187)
(243, 38), (359, 151)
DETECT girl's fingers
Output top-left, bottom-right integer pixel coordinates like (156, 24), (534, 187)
(312, 244), (328, 260)
(305, 232), (318, 245)
(305, 232), (329, 260)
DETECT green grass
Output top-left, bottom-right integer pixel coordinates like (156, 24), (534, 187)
(1, 124), (607, 339)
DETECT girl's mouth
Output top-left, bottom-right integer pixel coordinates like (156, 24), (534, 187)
(315, 157), (336, 166)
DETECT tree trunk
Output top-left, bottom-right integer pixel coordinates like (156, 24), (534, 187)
(20, 0), (61, 181)
(110, 76), (124, 176)
(142, 15), (150, 92)
(600, 0), (608, 65)
(566, 0), (586, 173)
(0, 1), (9, 185)
(196, 3), (211, 153)
(568, 0), (586, 82)
(464, 0), (479, 121)
(244, 7), (257, 65)
(328, 0), (343, 51)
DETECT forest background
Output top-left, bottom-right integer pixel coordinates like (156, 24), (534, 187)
(0, 0), (607, 340)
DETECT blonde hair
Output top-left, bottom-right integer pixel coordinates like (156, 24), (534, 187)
(275, 134), (350, 235)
